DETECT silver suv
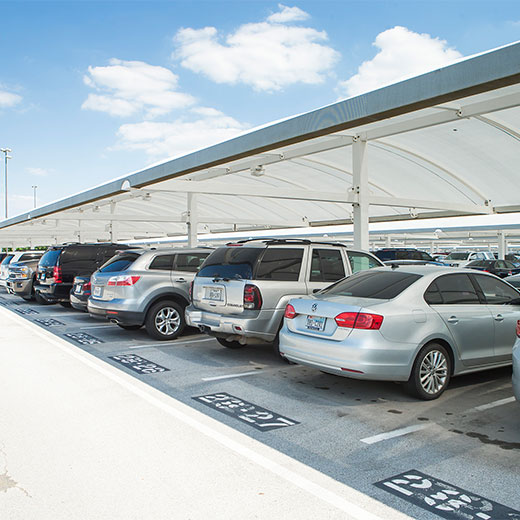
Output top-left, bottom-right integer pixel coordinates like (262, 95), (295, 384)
(185, 239), (383, 354)
(88, 247), (212, 340)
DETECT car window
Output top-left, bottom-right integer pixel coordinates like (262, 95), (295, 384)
(434, 274), (480, 304)
(310, 249), (345, 282)
(19, 253), (42, 262)
(497, 260), (507, 269)
(1, 255), (14, 265)
(445, 252), (469, 260)
(38, 249), (61, 267)
(347, 251), (382, 274)
(98, 253), (140, 273)
(255, 248), (304, 281)
(175, 253), (209, 272)
(419, 252), (432, 261)
(472, 274), (520, 304)
(504, 261), (516, 269)
(198, 247), (263, 279)
(148, 254), (174, 271)
(424, 281), (443, 305)
(320, 270), (421, 299)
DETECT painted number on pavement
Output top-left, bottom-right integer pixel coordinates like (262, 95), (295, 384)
(64, 332), (104, 345)
(109, 354), (169, 374)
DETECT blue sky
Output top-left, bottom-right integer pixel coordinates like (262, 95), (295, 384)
(1, 0), (519, 218)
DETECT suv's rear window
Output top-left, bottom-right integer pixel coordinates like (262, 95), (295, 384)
(198, 247), (263, 279)
(320, 270), (421, 299)
(39, 249), (62, 267)
(99, 252), (141, 273)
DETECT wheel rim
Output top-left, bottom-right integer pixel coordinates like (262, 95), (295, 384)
(419, 350), (448, 395)
(154, 307), (180, 336)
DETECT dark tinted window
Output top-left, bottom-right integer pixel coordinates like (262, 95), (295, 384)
(98, 253), (140, 273)
(424, 281), (443, 305)
(198, 247), (263, 279)
(1, 255), (14, 265)
(38, 249), (61, 267)
(61, 246), (98, 264)
(19, 253), (42, 262)
(419, 252), (434, 261)
(467, 260), (486, 267)
(347, 251), (382, 273)
(256, 248), (303, 281)
(320, 270), (421, 299)
(473, 274), (520, 304)
(175, 253), (209, 272)
(435, 274), (480, 304)
(149, 254), (174, 271)
(310, 249), (345, 282)
(504, 261), (516, 269)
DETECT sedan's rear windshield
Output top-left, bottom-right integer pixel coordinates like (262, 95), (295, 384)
(320, 270), (421, 299)
(445, 252), (469, 260)
(98, 252), (141, 273)
(198, 247), (263, 279)
(1, 255), (14, 265)
(38, 249), (62, 267)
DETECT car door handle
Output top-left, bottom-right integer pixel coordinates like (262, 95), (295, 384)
(494, 314), (504, 322)
(174, 278), (187, 283)
(447, 316), (459, 324)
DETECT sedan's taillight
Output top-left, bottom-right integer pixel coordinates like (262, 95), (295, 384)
(335, 312), (383, 330)
(107, 275), (140, 286)
(516, 320), (520, 338)
(83, 281), (92, 294)
(243, 284), (262, 310)
(284, 303), (297, 319)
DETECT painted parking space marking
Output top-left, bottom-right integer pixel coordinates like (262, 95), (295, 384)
(127, 337), (214, 349)
(15, 308), (38, 315)
(472, 397), (515, 412)
(64, 332), (104, 345)
(361, 424), (432, 445)
(202, 370), (263, 382)
(34, 318), (65, 327)
(109, 354), (170, 374)
(193, 392), (299, 432)
(376, 469), (520, 519)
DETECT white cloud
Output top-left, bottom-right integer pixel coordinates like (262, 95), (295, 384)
(267, 4), (309, 23)
(173, 6), (339, 91)
(0, 90), (22, 108)
(338, 26), (463, 98)
(27, 167), (50, 177)
(114, 110), (249, 159)
(82, 59), (195, 118)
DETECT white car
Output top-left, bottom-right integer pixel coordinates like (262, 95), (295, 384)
(444, 251), (495, 267)
(0, 251), (43, 288)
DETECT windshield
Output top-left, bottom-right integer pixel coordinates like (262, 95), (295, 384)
(320, 270), (421, 299)
(98, 252), (141, 273)
(39, 249), (62, 267)
(1, 255), (14, 266)
(445, 252), (469, 260)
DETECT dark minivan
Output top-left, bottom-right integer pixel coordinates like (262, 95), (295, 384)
(35, 243), (133, 305)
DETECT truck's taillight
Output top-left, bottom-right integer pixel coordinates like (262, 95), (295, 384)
(243, 284), (262, 310)
(107, 275), (140, 286)
(53, 266), (63, 284)
(284, 304), (297, 319)
(335, 312), (383, 330)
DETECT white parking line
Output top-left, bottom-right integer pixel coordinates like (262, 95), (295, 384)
(202, 370), (262, 382)
(360, 424), (432, 445)
(472, 396), (515, 412)
(128, 337), (215, 349)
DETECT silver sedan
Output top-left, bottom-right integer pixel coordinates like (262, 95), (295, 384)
(513, 335), (520, 404)
(279, 266), (520, 400)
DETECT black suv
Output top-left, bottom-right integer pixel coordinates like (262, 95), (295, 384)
(35, 243), (133, 305)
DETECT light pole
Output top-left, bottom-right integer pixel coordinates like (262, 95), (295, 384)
(32, 185), (38, 208)
(1, 148), (12, 219)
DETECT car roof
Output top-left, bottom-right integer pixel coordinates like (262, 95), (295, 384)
(371, 265), (497, 277)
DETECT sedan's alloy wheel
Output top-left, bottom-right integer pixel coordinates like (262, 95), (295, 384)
(419, 350), (448, 395)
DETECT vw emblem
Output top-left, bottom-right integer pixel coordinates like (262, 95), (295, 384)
(311, 303), (318, 312)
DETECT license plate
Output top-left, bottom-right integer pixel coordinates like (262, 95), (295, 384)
(40, 273), (46, 280)
(306, 315), (326, 331)
(74, 285), (82, 294)
(205, 287), (223, 301)
(93, 286), (102, 297)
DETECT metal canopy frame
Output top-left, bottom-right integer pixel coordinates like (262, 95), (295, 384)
(1, 42), (520, 248)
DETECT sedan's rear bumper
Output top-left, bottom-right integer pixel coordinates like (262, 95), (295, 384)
(512, 344), (520, 404)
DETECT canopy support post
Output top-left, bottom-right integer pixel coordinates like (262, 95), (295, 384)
(498, 231), (506, 260)
(352, 137), (369, 251)
(187, 193), (198, 248)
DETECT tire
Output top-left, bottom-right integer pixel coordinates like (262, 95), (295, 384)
(145, 300), (185, 340)
(34, 292), (54, 305)
(59, 301), (72, 308)
(405, 343), (451, 400)
(216, 337), (244, 349)
(22, 296), (33, 302)
(117, 324), (142, 331)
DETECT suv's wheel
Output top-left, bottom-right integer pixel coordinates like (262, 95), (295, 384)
(405, 343), (451, 400)
(117, 324), (142, 331)
(145, 300), (185, 340)
(216, 337), (244, 349)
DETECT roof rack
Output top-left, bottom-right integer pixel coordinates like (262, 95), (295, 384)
(227, 238), (350, 247)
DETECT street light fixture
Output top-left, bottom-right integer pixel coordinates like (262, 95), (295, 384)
(1, 148), (12, 219)
(32, 185), (38, 208)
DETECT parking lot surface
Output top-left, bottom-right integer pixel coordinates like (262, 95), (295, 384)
(1, 292), (519, 519)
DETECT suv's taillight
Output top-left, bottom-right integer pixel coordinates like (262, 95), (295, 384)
(284, 303), (297, 319)
(53, 266), (63, 284)
(244, 284), (262, 310)
(335, 312), (383, 330)
(107, 275), (140, 286)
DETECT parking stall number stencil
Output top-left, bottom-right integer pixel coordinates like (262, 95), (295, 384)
(109, 354), (170, 374)
(15, 308), (38, 315)
(376, 470), (520, 520)
(64, 332), (104, 345)
(193, 393), (299, 432)
(34, 318), (65, 327)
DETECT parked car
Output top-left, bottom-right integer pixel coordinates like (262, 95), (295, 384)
(186, 239), (383, 354)
(88, 247), (212, 339)
(443, 251), (495, 267)
(35, 243), (133, 306)
(374, 248), (437, 263)
(513, 328), (520, 404)
(465, 259), (520, 278)
(505, 253), (520, 267)
(279, 266), (520, 400)
(432, 253), (449, 262)
(6, 256), (49, 303)
(505, 273), (520, 290)
(70, 275), (91, 311)
(0, 251), (43, 289)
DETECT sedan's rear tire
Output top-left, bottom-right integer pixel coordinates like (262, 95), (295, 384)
(216, 337), (244, 349)
(145, 300), (185, 340)
(405, 343), (451, 400)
